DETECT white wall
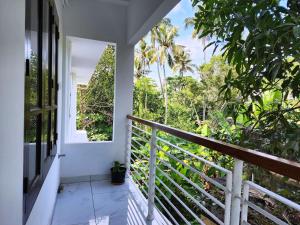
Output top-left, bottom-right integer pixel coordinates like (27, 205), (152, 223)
(0, 0), (25, 224)
(61, 42), (134, 177)
(26, 158), (60, 225)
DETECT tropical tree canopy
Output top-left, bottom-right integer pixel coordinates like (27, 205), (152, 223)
(192, 0), (300, 143)
(172, 46), (195, 76)
(192, 0), (300, 101)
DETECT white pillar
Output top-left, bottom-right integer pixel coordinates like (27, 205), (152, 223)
(70, 72), (77, 139)
(62, 38), (72, 143)
(147, 128), (157, 221)
(0, 1), (25, 224)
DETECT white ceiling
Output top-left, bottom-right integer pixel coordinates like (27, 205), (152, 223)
(62, 0), (131, 7)
(69, 36), (108, 85)
(95, 0), (131, 6)
(62, 0), (180, 45)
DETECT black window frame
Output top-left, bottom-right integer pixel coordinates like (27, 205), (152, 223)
(23, 0), (59, 223)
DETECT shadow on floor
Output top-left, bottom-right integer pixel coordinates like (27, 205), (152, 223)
(51, 178), (170, 225)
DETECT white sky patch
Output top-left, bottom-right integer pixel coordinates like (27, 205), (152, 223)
(176, 36), (205, 65)
(168, 1), (185, 16)
(176, 35), (219, 65)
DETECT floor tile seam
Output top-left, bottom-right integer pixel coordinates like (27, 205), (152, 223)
(92, 189), (131, 196)
(61, 180), (91, 185)
(89, 176), (98, 224)
(62, 223), (91, 225)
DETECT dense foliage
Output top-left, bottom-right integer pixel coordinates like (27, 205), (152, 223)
(193, 0), (300, 99)
(132, 54), (300, 224)
(191, 0), (300, 160)
(77, 45), (115, 141)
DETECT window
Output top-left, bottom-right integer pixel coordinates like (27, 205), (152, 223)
(23, 0), (59, 222)
(68, 39), (115, 142)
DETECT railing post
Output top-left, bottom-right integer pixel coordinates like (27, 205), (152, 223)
(230, 159), (244, 225)
(147, 127), (157, 221)
(125, 119), (132, 176)
(224, 172), (232, 225)
(241, 182), (249, 224)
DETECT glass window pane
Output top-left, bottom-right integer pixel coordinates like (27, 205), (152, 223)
(25, 0), (39, 108)
(41, 111), (49, 160)
(52, 19), (56, 106)
(42, 0), (49, 106)
(24, 115), (39, 187)
(53, 109), (58, 145)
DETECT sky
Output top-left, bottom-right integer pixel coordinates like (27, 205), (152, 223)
(143, 0), (218, 83)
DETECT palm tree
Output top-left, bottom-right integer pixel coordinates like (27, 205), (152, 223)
(134, 57), (145, 79)
(184, 17), (197, 38)
(151, 19), (178, 124)
(172, 46), (196, 76)
(184, 17), (210, 63)
(134, 39), (155, 79)
(150, 18), (172, 94)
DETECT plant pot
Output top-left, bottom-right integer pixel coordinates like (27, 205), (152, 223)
(110, 167), (126, 185)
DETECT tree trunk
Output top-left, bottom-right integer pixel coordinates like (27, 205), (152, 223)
(202, 38), (207, 63)
(192, 102), (201, 125)
(145, 93), (148, 111)
(163, 65), (168, 124)
(202, 102), (206, 121)
(156, 61), (164, 94)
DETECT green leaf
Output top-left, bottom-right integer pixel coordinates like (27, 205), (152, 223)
(293, 25), (300, 38)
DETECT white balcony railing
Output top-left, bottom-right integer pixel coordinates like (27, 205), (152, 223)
(126, 115), (300, 225)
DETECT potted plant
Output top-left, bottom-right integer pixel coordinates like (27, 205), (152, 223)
(110, 161), (126, 185)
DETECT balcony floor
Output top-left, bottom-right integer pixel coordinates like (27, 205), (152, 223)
(51, 177), (170, 225)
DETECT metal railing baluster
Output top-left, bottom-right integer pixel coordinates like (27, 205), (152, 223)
(128, 116), (300, 225)
(230, 159), (244, 225)
(147, 128), (157, 221)
(241, 182), (249, 224)
(224, 171), (232, 225)
(125, 119), (132, 176)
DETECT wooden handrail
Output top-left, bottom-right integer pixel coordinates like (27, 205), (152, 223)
(127, 115), (300, 181)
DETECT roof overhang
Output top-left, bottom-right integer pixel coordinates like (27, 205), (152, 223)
(69, 36), (108, 85)
(62, 0), (180, 45)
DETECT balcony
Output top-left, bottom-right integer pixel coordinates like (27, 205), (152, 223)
(2, 0), (300, 225)
(51, 115), (300, 225)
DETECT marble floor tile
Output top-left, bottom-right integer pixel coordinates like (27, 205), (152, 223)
(93, 191), (130, 220)
(51, 182), (95, 225)
(51, 178), (170, 225)
(91, 179), (130, 195)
